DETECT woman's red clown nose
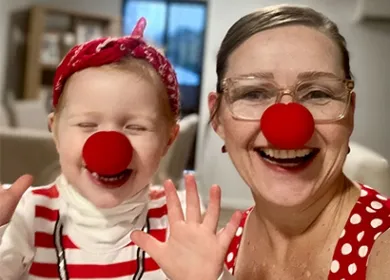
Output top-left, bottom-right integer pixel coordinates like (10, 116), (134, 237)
(260, 103), (315, 149)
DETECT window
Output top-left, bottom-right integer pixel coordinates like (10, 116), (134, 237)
(123, 1), (167, 47)
(122, 0), (208, 116)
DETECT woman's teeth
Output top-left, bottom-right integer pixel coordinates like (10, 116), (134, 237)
(257, 148), (317, 167)
(261, 148), (312, 159)
(91, 172), (127, 182)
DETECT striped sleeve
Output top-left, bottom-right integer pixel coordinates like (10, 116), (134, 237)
(0, 187), (36, 279)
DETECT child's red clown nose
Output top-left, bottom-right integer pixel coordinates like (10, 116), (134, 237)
(82, 131), (133, 175)
(260, 103), (315, 149)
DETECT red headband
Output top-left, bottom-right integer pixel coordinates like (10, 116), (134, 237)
(52, 18), (180, 119)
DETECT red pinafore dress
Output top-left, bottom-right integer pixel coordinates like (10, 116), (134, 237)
(224, 184), (390, 279)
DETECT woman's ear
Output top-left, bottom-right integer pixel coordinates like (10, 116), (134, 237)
(351, 91), (356, 112)
(208, 92), (225, 140)
(349, 91), (356, 132)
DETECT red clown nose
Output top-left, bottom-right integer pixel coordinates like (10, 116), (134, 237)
(260, 103), (315, 149)
(82, 131), (133, 176)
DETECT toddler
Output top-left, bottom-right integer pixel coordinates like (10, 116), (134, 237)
(0, 18), (240, 280)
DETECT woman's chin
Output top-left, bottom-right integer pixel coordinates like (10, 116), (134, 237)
(252, 179), (318, 208)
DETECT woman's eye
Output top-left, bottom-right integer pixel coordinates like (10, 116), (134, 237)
(239, 89), (272, 100)
(303, 90), (332, 99)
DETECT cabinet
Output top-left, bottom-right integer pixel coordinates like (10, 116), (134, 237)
(6, 5), (121, 101)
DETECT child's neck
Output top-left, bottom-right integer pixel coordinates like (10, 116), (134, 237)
(55, 174), (149, 252)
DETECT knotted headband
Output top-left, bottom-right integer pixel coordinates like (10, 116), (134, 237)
(52, 17), (180, 119)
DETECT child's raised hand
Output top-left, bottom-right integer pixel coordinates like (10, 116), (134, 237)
(0, 175), (32, 226)
(131, 174), (242, 280)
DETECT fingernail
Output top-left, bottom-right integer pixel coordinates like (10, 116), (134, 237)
(183, 170), (195, 175)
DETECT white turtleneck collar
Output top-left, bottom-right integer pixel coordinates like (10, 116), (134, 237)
(55, 174), (149, 253)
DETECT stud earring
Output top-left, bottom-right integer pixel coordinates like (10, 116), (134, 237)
(221, 145), (227, 153)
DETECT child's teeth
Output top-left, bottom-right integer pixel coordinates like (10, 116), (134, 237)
(88, 166), (131, 184)
(94, 173), (127, 182)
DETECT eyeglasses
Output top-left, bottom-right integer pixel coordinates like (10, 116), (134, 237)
(221, 73), (354, 123)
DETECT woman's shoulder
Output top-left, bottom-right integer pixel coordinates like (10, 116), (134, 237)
(328, 184), (390, 278)
(361, 185), (390, 278)
(358, 184), (390, 212)
(366, 226), (390, 279)
(342, 183), (390, 240)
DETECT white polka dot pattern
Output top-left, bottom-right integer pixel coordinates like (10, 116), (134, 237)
(357, 231), (364, 242)
(328, 184), (390, 279)
(341, 243), (352, 255)
(331, 260), (340, 273)
(358, 246), (368, 257)
(350, 214), (361, 224)
(223, 185), (390, 279)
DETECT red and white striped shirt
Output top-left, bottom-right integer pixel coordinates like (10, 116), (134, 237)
(0, 181), (172, 280)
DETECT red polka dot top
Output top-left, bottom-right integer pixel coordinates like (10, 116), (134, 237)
(224, 184), (390, 279)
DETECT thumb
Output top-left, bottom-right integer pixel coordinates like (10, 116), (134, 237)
(8, 174), (33, 200)
(0, 174), (33, 226)
(130, 230), (163, 261)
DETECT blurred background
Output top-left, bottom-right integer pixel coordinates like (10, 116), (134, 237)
(0, 0), (389, 221)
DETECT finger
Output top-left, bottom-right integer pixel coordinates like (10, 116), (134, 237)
(202, 184), (221, 232)
(7, 175), (33, 200)
(163, 179), (184, 224)
(218, 211), (242, 250)
(185, 174), (201, 223)
(130, 230), (163, 261)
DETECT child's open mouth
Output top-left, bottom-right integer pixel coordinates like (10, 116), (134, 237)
(86, 167), (133, 188)
(255, 147), (319, 170)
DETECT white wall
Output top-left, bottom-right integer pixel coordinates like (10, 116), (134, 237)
(195, 0), (390, 209)
(33, 0), (121, 17)
(355, 0), (390, 20)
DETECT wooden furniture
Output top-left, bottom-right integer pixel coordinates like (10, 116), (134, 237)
(6, 5), (121, 102)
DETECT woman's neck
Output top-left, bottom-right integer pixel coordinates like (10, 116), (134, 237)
(250, 175), (358, 247)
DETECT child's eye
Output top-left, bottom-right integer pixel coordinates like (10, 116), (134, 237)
(77, 123), (97, 128)
(125, 125), (146, 131)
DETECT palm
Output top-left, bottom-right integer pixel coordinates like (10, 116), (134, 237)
(131, 175), (241, 280)
(0, 175), (32, 226)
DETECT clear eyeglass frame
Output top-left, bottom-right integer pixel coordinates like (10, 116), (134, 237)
(220, 74), (355, 124)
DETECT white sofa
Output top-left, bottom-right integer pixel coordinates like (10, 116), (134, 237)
(344, 141), (390, 196)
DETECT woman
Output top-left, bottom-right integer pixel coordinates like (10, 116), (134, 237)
(207, 4), (390, 280)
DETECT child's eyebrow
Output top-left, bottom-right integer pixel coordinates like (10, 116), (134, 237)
(66, 111), (101, 119)
(65, 111), (160, 123)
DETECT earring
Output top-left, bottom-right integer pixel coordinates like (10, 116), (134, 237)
(347, 146), (351, 154)
(221, 145), (227, 153)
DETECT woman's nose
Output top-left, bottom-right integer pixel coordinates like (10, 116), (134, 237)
(260, 103), (315, 149)
(82, 131), (133, 175)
